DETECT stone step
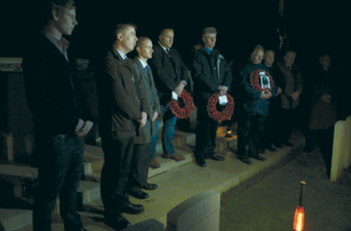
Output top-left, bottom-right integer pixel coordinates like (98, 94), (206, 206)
(0, 209), (32, 231)
(81, 132), (305, 227)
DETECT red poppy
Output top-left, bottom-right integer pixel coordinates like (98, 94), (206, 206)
(207, 92), (235, 123)
(250, 69), (274, 93)
(168, 90), (196, 119)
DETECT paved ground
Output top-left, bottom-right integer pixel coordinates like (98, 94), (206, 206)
(220, 146), (351, 231)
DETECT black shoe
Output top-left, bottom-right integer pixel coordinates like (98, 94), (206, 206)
(240, 158), (252, 165)
(256, 156), (266, 161)
(104, 212), (131, 230)
(259, 149), (266, 154)
(273, 143), (283, 148)
(141, 182), (157, 190)
(210, 153), (225, 161)
(128, 189), (149, 199)
(266, 145), (277, 152)
(196, 158), (206, 167)
(283, 141), (294, 147)
(121, 203), (144, 214)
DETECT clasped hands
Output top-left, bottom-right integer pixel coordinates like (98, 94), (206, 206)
(75, 119), (93, 137)
(320, 94), (332, 104)
(260, 90), (273, 99)
(137, 112), (148, 128)
(291, 91), (301, 101)
(218, 85), (228, 96)
(174, 82), (185, 96)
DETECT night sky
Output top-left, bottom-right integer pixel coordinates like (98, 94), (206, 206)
(0, 0), (348, 70)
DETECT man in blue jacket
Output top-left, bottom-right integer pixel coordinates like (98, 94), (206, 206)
(192, 27), (233, 167)
(22, 0), (93, 230)
(237, 45), (277, 164)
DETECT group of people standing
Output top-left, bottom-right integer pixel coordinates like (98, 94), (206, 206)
(21, 0), (341, 230)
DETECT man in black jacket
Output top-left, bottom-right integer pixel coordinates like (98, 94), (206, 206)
(192, 27), (233, 167)
(262, 50), (285, 152)
(22, 1), (93, 230)
(149, 28), (188, 161)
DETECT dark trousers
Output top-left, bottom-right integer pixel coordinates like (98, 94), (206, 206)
(274, 108), (295, 144)
(263, 104), (281, 148)
(307, 127), (334, 178)
(100, 136), (134, 215)
(195, 106), (219, 159)
(33, 134), (84, 231)
(237, 114), (267, 159)
(126, 143), (151, 191)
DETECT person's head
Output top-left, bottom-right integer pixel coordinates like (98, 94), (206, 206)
(321, 55), (331, 70)
(136, 37), (153, 60)
(159, 28), (174, 48)
(264, 50), (275, 67)
(251, 45), (265, 64)
(40, 0), (78, 36)
(202, 27), (217, 50)
(113, 23), (138, 54)
(284, 50), (296, 66)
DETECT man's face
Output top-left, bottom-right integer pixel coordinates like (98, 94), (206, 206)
(284, 52), (296, 66)
(119, 26), (138, 53)
(53, 8), (78, 36)
(138, 39), (153, 60)
(202, 33), (216, 50)
(322, 55), (331, 69)
(159, 30), (174, 48)
(264, 52), (275, 66)
(251, 49), (264, 64)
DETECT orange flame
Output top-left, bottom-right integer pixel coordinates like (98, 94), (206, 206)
(293, 206), (305, 231)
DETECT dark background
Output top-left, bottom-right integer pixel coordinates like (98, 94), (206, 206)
(0, 0), (348, 70)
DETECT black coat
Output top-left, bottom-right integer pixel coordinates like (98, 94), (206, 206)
(149, 43), (188, 105)
(191, 47), (233, 107)
(22, 33), (93, 136)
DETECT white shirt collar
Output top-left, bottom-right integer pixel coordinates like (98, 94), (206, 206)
(158, 41), (170, 53)
(116, 49), (128, 60)
(137, 58), (148, 68)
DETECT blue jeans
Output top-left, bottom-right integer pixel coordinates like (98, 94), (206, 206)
(151, 105), (177, 158)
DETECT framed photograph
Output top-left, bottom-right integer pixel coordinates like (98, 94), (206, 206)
(260, 75), (271, 89)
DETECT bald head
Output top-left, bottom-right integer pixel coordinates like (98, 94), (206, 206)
(264, 50), (275, 67)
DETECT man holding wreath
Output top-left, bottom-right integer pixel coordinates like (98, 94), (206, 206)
(192, 27), (233, 167)
(236, 45), (277, 165)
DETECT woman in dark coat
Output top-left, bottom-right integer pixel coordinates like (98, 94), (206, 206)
(305, 55), (338, 178)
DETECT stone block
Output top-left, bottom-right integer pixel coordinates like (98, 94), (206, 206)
(167, 191), (220, 231)
(0, 133), (13, 161)
(122, 219), (165, 231)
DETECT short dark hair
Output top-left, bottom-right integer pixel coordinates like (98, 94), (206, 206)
(112, 23), (137, 42)
(136, 37), (151, 48)
(284, 49), (296, 56)
(160, 28), (174, 37)
(38, 0), (76, 29)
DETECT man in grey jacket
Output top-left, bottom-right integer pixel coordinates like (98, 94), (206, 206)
(126, 37), (161, 199)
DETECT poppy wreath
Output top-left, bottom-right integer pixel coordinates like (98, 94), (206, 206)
(168, 89), (196, 119)
(250, 69), (274, 93)
(207, 92), (234, 123)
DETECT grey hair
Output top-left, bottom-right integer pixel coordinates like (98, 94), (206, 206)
(252, 45), (265, 55)
(202, 27), (217, 38)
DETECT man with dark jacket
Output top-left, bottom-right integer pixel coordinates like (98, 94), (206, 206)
(126, 37), (161, 199)
(275, 50), (303, 148)
(95, 23), (150, 230)
(262, 50), (285, 152)
(237, 45), (277, 165)
(22, 0), (93, 230)
(192, 27), (233, 167)
(149, 28), (188, 161)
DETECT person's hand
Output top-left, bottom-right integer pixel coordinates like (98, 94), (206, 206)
(276, 87), (282, 96)
(138, 112), (147, 128)
(174, 82), (185, 96)
(151, 111), (159, 121)
(321, 94), (332, 104)
(260, 91), (270, 99)
(218, 86), (228, 96)
(76, 120), (93, 137)
(291, 91), (301, 101)
(75, 118), (84, 133)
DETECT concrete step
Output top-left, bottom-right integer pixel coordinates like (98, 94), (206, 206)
(83, 132), (304, 227)
(0, 209), (32, 231)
